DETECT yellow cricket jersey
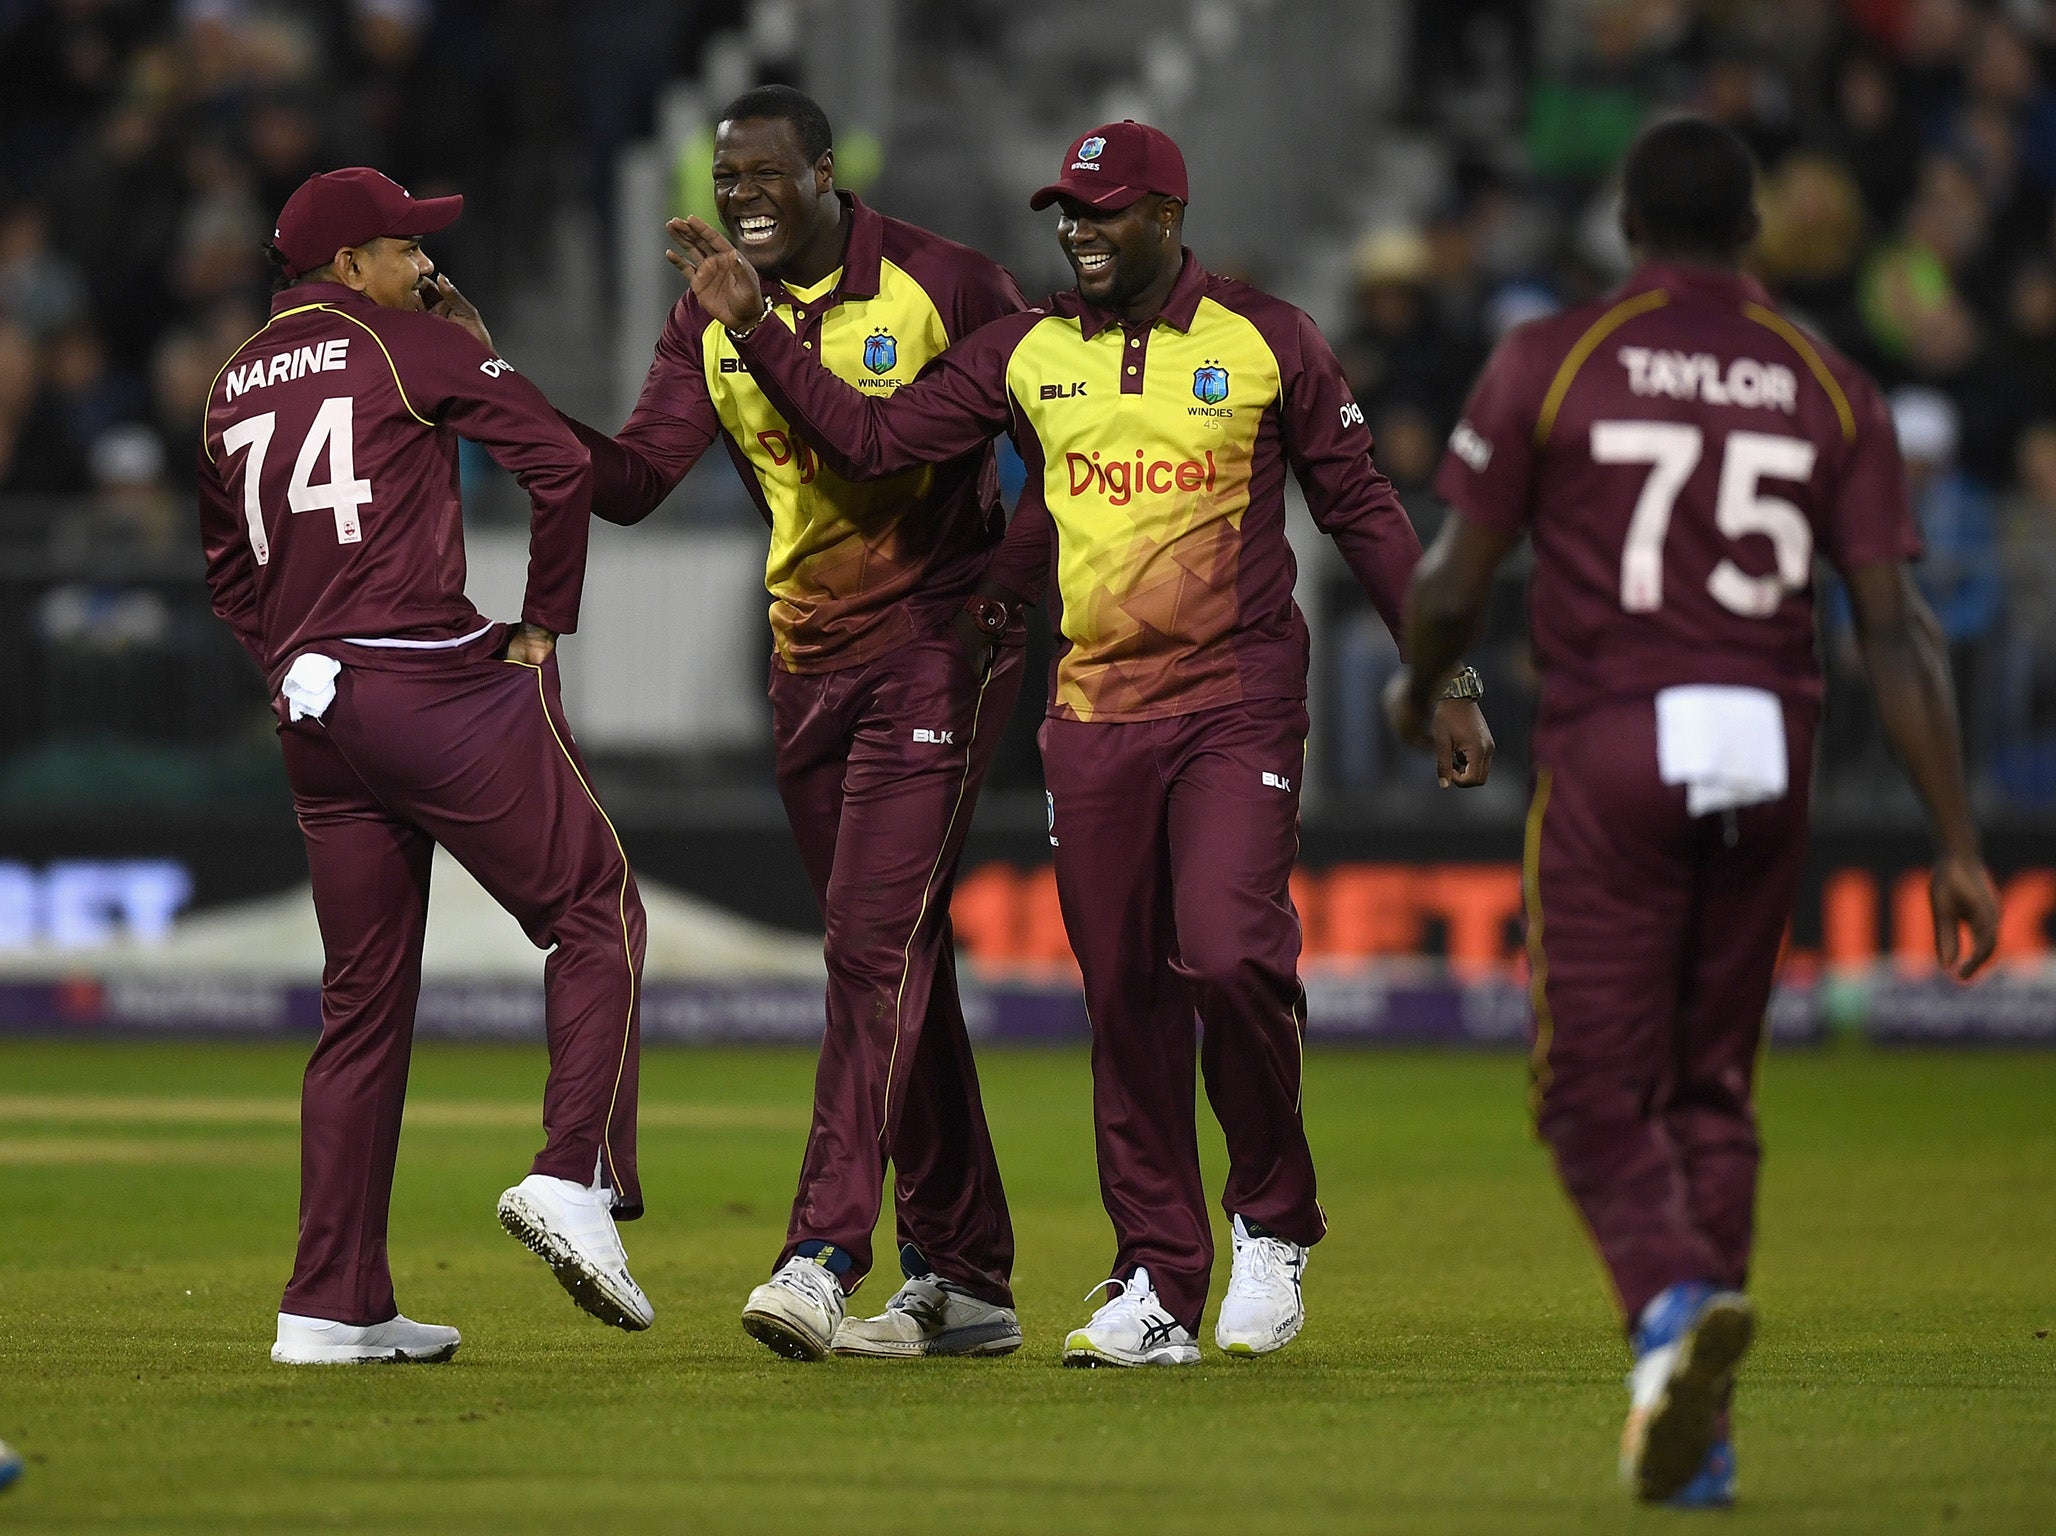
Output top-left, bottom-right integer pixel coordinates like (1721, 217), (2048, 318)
(578, 192), (1027, 671)
(735, 250), (1422, 721)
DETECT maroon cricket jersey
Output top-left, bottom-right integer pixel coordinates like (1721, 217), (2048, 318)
(569, 192), (1028, 673)
(736, 250), (1421, 722)
(1435, 262), (1919, 751)
(198, 282), (593, 678)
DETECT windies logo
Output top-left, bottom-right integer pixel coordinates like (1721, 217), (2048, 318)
(862, 331), (897, 376)
(1192, 361), (1229, 405)
(1077, 136), (1106, 161)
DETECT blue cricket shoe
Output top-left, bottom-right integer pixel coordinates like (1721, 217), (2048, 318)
(1667, 1440), (1737, 1509)
(1619, 1280), (1753, 1502)
(0, 1437), (22, 1492)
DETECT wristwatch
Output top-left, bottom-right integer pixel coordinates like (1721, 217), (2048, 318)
(1440, 665), (1485, 701)
(961, 594), (1017, 638)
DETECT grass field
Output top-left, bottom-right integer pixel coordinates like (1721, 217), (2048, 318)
(0, 1040), (2050, 1535)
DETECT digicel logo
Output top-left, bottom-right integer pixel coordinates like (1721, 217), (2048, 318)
(1065, 449), (1216, 505)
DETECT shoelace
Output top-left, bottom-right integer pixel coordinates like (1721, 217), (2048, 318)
(1235, 1236), (1297, 1292)
(774, 1260), (841, 1310)
(886, 1280), (947, 1327)
(1081, 1272), (1155, 1326)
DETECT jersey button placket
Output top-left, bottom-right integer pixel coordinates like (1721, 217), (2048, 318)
(1122, 327), (1147, 396)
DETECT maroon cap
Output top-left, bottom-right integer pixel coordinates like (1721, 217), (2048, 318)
(1029, 120), (1188, 213)
(271, 168), (463, 278)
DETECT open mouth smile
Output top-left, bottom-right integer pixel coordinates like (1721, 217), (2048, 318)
(736, 215), (778, 246)
(1074, 251), (1113, 275)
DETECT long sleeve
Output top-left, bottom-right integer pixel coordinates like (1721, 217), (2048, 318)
(1280, 308), (1422, 642)
(736, 311), (1025, 483)
(981, 487), (1055, 606)
(396, 319), (593, 635)
(196, 448), (265, 668)
(584, 298), (724, 525)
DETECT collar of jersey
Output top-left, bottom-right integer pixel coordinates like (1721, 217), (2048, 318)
(765, 191), (884, 311)
(1052, 248), (1207, 340)
(780, 267), (843, 305)
(1620, 260), (1774, 310)
(268, 280), (370, 315)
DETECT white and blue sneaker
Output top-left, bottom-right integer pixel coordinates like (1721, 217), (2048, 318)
(742, 1245), (850, 1362)
(0, 1438), (22, 1492)
(1667, 1440), (1738, 1509)
(1620, 1281), (1753, 1502)
(832, 1246), (1022, 1358)
(1215, 1214), (1309, 1356)
(1062, 1266), (1200, 1368)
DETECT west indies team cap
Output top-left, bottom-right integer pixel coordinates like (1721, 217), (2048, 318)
(271, 167), (463, 278)
(1029, 120), (1188, 213)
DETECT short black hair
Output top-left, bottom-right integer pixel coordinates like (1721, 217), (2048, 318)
(1622, 116), (1759, 257)
(716, 85), (833, 166)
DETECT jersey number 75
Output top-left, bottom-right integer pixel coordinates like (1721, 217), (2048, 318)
(1592, 421), (1816, 618)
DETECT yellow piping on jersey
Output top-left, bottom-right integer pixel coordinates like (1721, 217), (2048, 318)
(198, 304), (327, 463)
(1742, 301), (1856, 445)
(316, 306), (433, 428)
(1533, 290), (1672, 446)
(1522, 769), (1556, 1126)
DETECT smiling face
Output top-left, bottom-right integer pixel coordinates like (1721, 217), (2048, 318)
(336, 236), (434, 310)
(712, 115), (838, 277)
(1054, 193), (1182, 313)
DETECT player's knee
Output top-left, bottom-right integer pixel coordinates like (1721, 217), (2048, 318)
(822, 914), (903, 986)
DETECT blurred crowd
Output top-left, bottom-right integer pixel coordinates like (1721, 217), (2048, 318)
(1331, 0), (2056, 810)
(0, 0), (738, 550)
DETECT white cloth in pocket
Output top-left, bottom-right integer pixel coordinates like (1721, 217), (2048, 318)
(1655, 684), (1788, 817)
(281, 653), (343, 723)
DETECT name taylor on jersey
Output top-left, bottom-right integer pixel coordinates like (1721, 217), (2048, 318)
(1615, 345), (1798, 414)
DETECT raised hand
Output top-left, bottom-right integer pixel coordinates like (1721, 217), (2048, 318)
(665, 216), (767, 332)
(429, 275), (494, 353)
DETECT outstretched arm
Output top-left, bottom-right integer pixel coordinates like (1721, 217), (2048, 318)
(1845, 559), (1999, 978)
(667, 215), (1016, 480)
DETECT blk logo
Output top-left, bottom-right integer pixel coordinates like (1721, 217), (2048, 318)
(1039, 381), (1087, 400)
(1262, 771), (1292, 792)
(912, 728), (955, 745)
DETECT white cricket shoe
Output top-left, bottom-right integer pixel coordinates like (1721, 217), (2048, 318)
(1215, 1213), (1309, 1356)
(742, 1252), (848, 1361)
(270, 1311), (460, 1365)
(1062, 1266), (1200, 1368)
(832, 1272), (1023, 1358)
(497, 1173), (654, 1331)
(0, 1437), (24, 1491)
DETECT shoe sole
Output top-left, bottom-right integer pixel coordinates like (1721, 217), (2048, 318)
(1634, 1297), (1754, 1502)
(1061, 1337), (1199, 1368)
(831, 1322), (1024, 1359)
(497, 1191), (653, 1332)
(742, 1307), (832, 1362)
(270, 1342), (458, 1366)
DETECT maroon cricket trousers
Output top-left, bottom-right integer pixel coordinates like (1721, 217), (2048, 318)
(768, 627), (1023, 1305)
(275, 628), (646, 1326)
(1041, 696), (1325, 1335)
(1525, 695), (1816, 1327)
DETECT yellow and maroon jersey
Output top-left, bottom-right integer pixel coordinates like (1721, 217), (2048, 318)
(736, 250), (1422, 722)
(572, 192), (1028, 673)
(1434, 262), (1920, 749)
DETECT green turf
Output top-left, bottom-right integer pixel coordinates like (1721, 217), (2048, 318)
(0, 1041), (2050, 1535)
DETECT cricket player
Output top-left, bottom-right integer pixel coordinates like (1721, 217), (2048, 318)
(670, 120), (1496, 1365)
(545, 87), (1031, 1362)
(1385, 119), (2001, 1504)
(199, 168), (655, 1364)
